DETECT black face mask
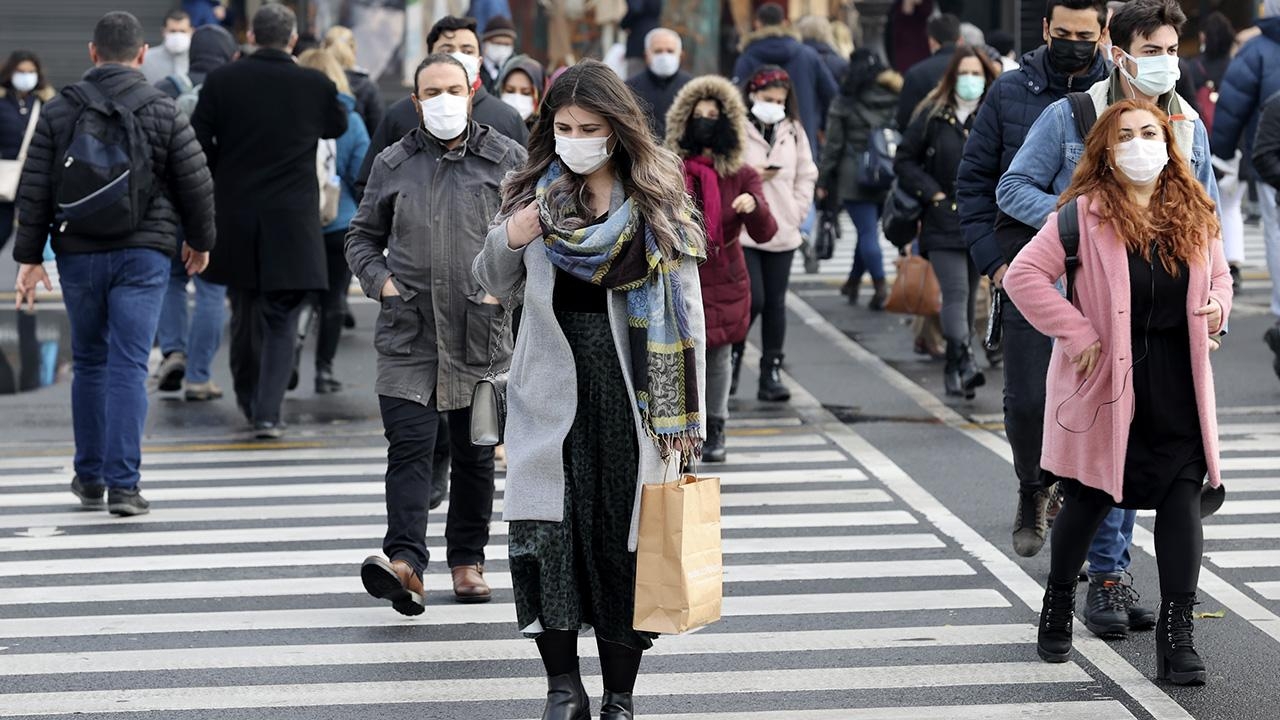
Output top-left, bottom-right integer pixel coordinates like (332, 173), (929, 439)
(689, 117), (718, 149)
(1048, 37), (1098, 74)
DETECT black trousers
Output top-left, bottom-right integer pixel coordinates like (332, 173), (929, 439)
(315, 231), (353, 370)
(1000, 293), (1055, 493)
(379, 395), (496, 574)
(740, 247), (796, 356)
(228, 288), (307, 424)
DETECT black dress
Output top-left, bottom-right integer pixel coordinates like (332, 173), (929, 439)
(1060, 246), (1206, 510)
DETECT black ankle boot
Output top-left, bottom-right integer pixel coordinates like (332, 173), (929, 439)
(314, 367), (343, 394)
(868, 278), (887, 311)
(758, 353), (790, 402)
(1038, 580), (1077, 663)
(944, 341), (965, 397)
(703, 416), (727, 463)
(729, 348), (743, 396)
(1157, 594), (1207, 685)
(600, 691), (634, 720)
(958, 343), (985, 397)
(542, 670), (591, 720)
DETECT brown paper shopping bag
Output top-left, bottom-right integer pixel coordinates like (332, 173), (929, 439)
(632, 472), (723, 635)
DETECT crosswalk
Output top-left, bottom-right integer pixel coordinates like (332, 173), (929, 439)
(0, 406), (1180, 719)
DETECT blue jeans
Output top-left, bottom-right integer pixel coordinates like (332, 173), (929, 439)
(844, 201), (885, 282)
(156, 253), (227, 384)
(1087, 507), (1136, 575)
(57, 248), (169, 490)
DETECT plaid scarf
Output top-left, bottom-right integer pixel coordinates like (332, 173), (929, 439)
(537, 162), (703, 454)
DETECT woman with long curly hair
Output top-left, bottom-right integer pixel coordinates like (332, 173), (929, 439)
(1004, 99), (1232, 686)
(474, 59), (706, 720)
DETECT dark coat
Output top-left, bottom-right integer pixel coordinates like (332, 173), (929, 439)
(1252, 90), (1280, 189)
(805, 40), (850, 89)
(191, 48), (347, 291)
(732, 26), (839, 158)
(0, 85), (54, 244)
(819, 69), (902, 203)
(895, 103), (971, 256)
(12, 65), (215, 265)
(1213, 17), (1280, 159)
(955, 44), (1109, 277)
(356, 86), (527, 198)
(895, 44), (956, 131)
(626, 68), (692, 139)
(621, 0), (663, 59)
(345, 67), (383, 136)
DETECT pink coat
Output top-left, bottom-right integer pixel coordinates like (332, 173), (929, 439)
(1002, 194), (1233, 503)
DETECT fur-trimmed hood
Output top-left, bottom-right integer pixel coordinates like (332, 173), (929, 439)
(739, 24), (801, 51)
(664, 74), (749, 177)
(0, 85), (55, 102)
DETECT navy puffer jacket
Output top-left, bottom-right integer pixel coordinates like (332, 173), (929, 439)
(955, 44), (1109, 277)
(1212, 17), (1280, 160)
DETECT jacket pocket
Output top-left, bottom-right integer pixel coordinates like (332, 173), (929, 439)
(464, 300), (502, 366)
(374, 296), (420, 357)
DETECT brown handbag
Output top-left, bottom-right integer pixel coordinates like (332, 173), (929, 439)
(884, 248), (942, 316)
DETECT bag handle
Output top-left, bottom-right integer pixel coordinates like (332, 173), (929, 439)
(482, 302), (513, 379)
(14, 99), (40, 166)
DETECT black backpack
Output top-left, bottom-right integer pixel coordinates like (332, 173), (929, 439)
(54, 81), (163, 238)
(857, 126), (901, 192)
(1058, 92), (1097, 304)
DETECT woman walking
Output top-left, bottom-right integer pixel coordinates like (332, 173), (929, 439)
(1004, 100), (1232, 685)
(498, 54), (546, 131)
(665, 74), (777, 462)
(474, 60), (706, 720)
(894, 47), (999, 398)
(734, 65), (818, 403)
(818, 48), (902, 308)
(0, 50), (53, 252)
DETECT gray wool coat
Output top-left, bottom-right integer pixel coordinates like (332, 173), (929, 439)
(472, 203), (707, 551)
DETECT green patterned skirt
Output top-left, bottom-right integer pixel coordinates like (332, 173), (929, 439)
(508, 311), (656, 650)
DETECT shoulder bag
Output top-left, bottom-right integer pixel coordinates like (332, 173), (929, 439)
(883, 245), (942, 316)
(470, 307), (511, 447)
(0, 99), (42, 202)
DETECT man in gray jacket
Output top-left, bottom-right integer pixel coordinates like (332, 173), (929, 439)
(346, 53), (526, 615)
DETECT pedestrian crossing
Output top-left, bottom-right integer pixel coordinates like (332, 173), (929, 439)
(0, 410), (1178, 718)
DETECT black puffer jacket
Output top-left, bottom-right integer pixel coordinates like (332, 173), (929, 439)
(894, 103), (971, 256)
(1252, 89), (1280, 189)
(819, 53), (902, 204)
(12, 65), (215, 265)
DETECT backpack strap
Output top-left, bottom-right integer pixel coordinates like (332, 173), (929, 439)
(1058, 197), (1081, 304)
(1066, 92), (1097, 141)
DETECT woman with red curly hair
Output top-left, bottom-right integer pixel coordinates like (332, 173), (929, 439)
(1004, 99), (1232, 686)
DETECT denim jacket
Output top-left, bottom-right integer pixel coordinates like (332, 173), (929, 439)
(995, 73), (1219, 231)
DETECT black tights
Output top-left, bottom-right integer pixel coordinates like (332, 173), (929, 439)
(535, 630), (643, 692)
(739, 247), (795, 356)
(1048, 478), (1203, 596)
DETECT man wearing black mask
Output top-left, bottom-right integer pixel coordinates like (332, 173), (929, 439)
(954, 0), (1110, 558)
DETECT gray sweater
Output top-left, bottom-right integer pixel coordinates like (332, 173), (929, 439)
(472, 211), (707, 551)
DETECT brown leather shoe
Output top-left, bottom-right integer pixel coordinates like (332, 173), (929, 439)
(361, 556), (425, 616)
(451, 564), (491, 604)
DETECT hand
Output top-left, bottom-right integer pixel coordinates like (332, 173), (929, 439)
(991, 264), (1009, 289)
(731, 193), (757, 215)
(506, 201), (541, 249)
(181, 244), (209, 276)
(1072, 341), (1102, 378)
(14, 263), (51, 311)
(758, 166), (779, 182)
(815, 187), (828, 201)
(1194, 298), (1223, 334)
(213, 4), (226, 20)
(931, 192), (947, 203)
(380, 277), (401, 299)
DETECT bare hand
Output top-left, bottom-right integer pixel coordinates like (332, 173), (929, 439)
(1194, 298), (1223, 334)
(1072, 341), (1102, 378)
(213, 4), (227, 20)
(932, 192), (947, 203)
(14, 263), (52, 311)
(181, 244), (209, 276)
(380, 277), (401, 299)
(991, 264), (1009, 289)
(815, 187), (828, 201)
(506, 201), (542, 249)
(731, 193), (757, 215)
(758, 166), (779, 182)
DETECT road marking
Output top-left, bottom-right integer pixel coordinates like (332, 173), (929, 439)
(0, 463), (390, 488)
(1221, 456), (1280, 471)
(1218, 437), (1280, 452)
(0, 446), (389, 471)
(725, 433), (829, 448)
(1250, 582), (1280, 600)
(1217, 478), (1280, 493)
(0, 590), (1010, 639)
(1202, 549), (1280, 568)
(1203, 523), (1280, 540)
(635, 702), (1136, 720)
(712, 450), (850, 466)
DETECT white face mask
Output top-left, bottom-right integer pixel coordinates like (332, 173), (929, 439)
(555, 134), (613, 175)
(10, 71), (38, 94)
(502, 92), (535, 120)
(484, 43), (514, 68)
(1113, 137), (1169, 185)
(751, 100), (786, 126)
(648, 52), (681, 78)
(1115, 50), (1180, 97)
(164, 32), (192, 56)
(420, 92), (471, 140)
(450, 52), (481, 86)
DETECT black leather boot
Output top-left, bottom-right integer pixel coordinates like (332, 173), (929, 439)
(703, 416), (727, 463)
(314, 366), (343, 394)
(1038, 580), (1077, 663)
(542, 670), (591, 720)
(868, 278), (887, 311)
(958, 343), (985, 398)
(944, 341), (965, 397)
(758, 353), (790, 402)
(600, 691), (634, 720)
(729, 348), (743, 396)
(1157, 594), (1207, 685)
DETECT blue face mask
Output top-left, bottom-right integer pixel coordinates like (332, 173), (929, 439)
(956, 74), (985, 102)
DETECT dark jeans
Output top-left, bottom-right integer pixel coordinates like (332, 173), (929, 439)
(844, 200), (886, 283)
(742, 247), (796, 355)
(57, 248), (169, 489)
(228, 288), (307, 424)
(316, 230), (352, 371)
(379, 395), (496, 575)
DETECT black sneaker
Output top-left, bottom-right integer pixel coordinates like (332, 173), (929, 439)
(1084, 572), (1138, 638)
(1265, 325), (1280, 382)
(107, 487), (151, 516)
(155, 351), (187, 392)
(70, 475), (105, 509)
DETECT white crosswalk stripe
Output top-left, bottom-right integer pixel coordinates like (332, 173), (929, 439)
(0, 417), (1180, 718)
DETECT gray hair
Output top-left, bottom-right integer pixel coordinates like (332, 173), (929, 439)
(252, 3), (297, 49)
(959, 22), (986, 48)
(644, 28), (682, 53)
(795, 15), (834, 46)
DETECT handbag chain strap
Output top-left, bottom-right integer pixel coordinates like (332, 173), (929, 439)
(484, 304), (512, 379)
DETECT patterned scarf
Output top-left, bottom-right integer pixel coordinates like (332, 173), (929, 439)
(537, 161), (703, 454)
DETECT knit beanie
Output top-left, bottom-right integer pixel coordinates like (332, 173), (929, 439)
(482, 16), (517, 43)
